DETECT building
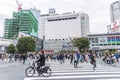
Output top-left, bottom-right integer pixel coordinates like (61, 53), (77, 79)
(108, 1), (120, 33)
(4, 19), (15, 39)
(88, 33), (120, 51)
(4, 9), (38, 39)
(39, 12), (89, 40)
(0, 38), (13, 54)
(43, 38), (79, 53)
(110, 1), (120, 23)
(49, 8), (56, 15)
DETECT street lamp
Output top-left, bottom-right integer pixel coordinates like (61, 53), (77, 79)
(68, 37), (74, 51)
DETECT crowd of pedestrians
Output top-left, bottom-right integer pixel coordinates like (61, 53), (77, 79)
(42, 51), (97, 71)
(1, 50), (120, 72)
(0, 53), (28, 64)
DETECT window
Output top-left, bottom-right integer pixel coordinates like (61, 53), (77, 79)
(48, 17), (77, 22)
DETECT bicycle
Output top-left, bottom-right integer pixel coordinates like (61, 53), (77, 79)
(101, 59), (116, 66)
(25, 61), (52, 77)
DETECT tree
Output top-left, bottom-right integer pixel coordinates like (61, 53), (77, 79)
(16, 37), (36, 54)
(6, 44), (16, 54)
(72, 37), (90, 53)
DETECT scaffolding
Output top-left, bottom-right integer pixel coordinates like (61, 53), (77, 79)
(4, 10), (38, 39)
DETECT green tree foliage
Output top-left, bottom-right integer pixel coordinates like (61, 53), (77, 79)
(72, 37), (90, 53)
(6, 44), (16, 54)
(16, 37), (36, 54)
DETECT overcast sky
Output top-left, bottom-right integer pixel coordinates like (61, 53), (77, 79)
(0, 0), (116, 37)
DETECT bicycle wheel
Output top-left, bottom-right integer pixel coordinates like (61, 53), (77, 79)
(101, 60), (107, 66)
(42, 67), (52, 77)
(25, 67), (35, 77)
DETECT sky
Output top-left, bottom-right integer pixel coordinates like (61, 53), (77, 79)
(0, 0), (116, 37)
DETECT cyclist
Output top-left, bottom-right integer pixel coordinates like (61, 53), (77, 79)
(36, 51), (45, 73)
(111, 54), (116, 64)
(102, 53), (110, 64)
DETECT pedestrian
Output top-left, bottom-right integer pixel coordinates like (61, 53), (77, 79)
(9, 54), (14, 63)
(73, 51), (79, 68)
(22, 54), (26, 64)
(85, 53), (89, 63)
(91, 52), (96, 71)
(59, 53), (64, 64)
(70, 53), (73, 64)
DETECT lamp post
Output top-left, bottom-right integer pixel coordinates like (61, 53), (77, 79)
(68, 37), (74, 51)
(42, 35), (45, 50)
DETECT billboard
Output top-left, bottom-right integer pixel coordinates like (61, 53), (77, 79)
(98, 38), (107, 44)
(111, 20), (120, 30)
(107, 36), (120, 44)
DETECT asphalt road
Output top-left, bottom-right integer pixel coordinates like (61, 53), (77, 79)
(0, 61), (28, 80)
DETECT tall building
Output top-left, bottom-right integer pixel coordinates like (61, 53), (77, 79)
(4, 19), (15, 39)
(81, 13), (89, 36)
(4, 10), (38, 39)
(110, 1), (120, 23)
(107, 1), (120, 33)
(30, 9), (40, 37)
(39, 12), (89, 40)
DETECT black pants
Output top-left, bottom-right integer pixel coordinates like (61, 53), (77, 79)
(74, 60), (78, 68)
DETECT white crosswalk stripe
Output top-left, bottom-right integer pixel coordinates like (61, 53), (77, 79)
(24, 60), (120, 80)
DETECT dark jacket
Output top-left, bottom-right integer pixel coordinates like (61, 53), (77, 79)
(91, 56), (96, 62)
(36, 54), (45, 66)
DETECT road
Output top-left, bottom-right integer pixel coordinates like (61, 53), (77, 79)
(25, 58), (120, 80)
(0, 60), (28, 80)
(1, 58), (120, 80)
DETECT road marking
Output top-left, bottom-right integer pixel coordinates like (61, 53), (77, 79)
(24, 74), (120, 80)
(91, 79), (120, 80)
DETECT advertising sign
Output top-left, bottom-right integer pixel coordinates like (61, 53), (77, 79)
(111, 20), (120, 30)
(98, 38), (107, 44)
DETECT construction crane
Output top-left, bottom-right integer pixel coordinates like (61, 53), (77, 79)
(16, 0), (22, 11)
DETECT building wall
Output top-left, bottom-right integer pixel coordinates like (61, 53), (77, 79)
(88, 33), (120, 50)
(39, 15), (48, 39)
(0, 38), (13, 54)
(110, 1), (120, 23)
(45, 13), (81, 39)
(81, 13), (90, 37)
(4, 19), (15, 39)
(43, 39), (73, 52)
(39, 12), (89, 40)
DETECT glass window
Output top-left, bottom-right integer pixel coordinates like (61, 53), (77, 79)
(113, 2), (119, 9)
(113, 9), (120, 20)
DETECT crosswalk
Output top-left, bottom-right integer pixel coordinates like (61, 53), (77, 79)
(24, 60), (120, 80)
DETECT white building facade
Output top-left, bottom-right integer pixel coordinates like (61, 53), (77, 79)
(39, 12), (89, 40)
(39, 11), (89, 52)
(88, 33), (120, 50)
(0, 38), (13, 54)
(44, 38), (79, 52)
